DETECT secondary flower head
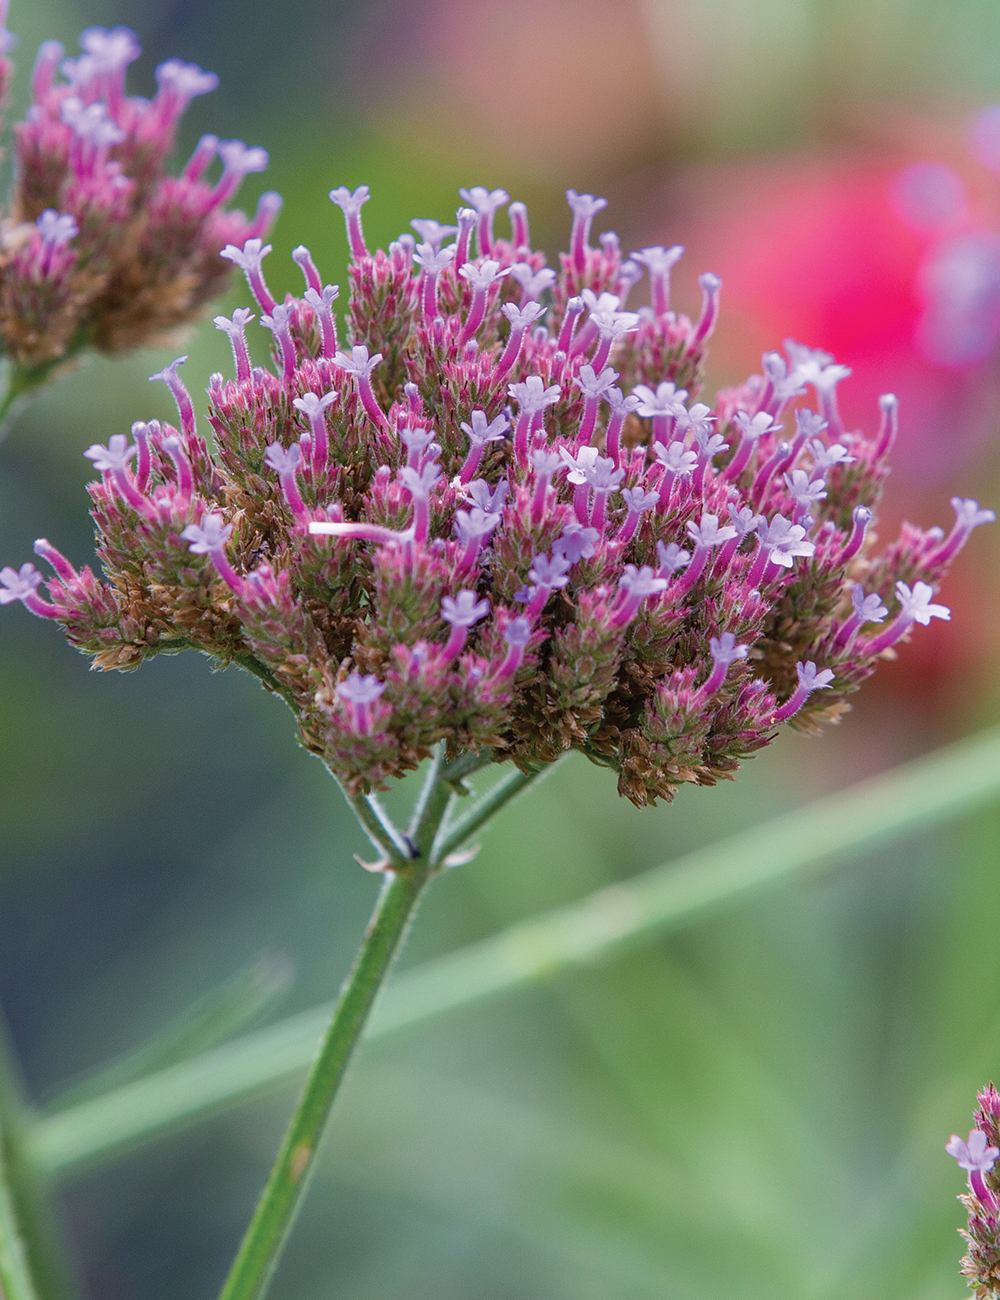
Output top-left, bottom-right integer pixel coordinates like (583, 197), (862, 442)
(5, 182), (991, 804)
(948, 1086), (1000, 1290)
(0, 10), (278, 373)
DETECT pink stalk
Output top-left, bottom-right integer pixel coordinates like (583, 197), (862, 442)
(857, 613), (914, 658)
(840, 506), (873, 563)
(669, 545), (710, 597)
(277, 469), (307, 521)
(747, 542), (775, 588)
(497, 322), (529, 376)
(33, 539), (77, 582)
(874, 393), (898, 458)
(510, 202), (530, 250)
(691, 273), (722, 345)
(513, 413), (532, 463)
(832, 611), (863, 653)
(183, 134), (219, 182)
(357, 375), (391, 436)
(133, 422), (152, 491)
(440, 623), (469, 666)
(558, 298), (585, 352)
(112, 467), (152, 513)
(751, 441), (791, 503)
(162, 437), (194, 500)
(576, 397), (600, 449)
(723, 428), (756, 481)
(292, 246), (323, 294)
(207, 546), (247, 596)
(454, 208), (476, 267)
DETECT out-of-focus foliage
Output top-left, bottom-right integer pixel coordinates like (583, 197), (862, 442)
(2, 0), (1000, 1296)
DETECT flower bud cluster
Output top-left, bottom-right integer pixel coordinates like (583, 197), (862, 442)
(0, 6), (279, 368)
(948, 1085), (1000, 1296)
(3, 185), (991, 802)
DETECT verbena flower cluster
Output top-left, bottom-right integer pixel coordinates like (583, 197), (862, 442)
(948, 1086), (1000, 1296)
(1, 185), (992, 803)
(0, 4), (278, 369)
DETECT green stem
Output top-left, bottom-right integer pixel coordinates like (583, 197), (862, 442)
(433, 764), (549, 864)
(0, 1129), (41, 1300)
(0, 358), (61, 447)
(216, 759), (452, 1300)
(0, 1016), (75, 1300)
(31, 724), (1000, 1177)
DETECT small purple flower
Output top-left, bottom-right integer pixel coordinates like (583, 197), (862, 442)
(36, 210), (78, 248)
(155, 57), (218, 104)
(699, 631), (750, 696)
(412, 243), (456, 276)
(653, 441), (698, 476)
(756, 514), (816, 568)
(897, 580), (950, 625)
(461, 411), (509, 447)
(84, 433), (136, 474)
(220, 238), (275, 313)
(853, 585), (888, 623)
(951, 497), (997, 530)
(772, 660), (835, 724)
(553, 523), (600, 563)
(710, 632), (748, 665)
(336, 671), (385, 734)
(630, 244), (684, 314)
(734, 411), (780, 440)
(621, 487), (659, 514)
(727, 505), (765, 539)
(182, 514), (233, 554)
(215, 140), (269, 202)
(610, 564), (668, 628)
(467, 478), (508, 514)
(329, 185), (371, 260)
(263, 442), (302, 476)
(333, 345), (382, 378)
(453, 507), (501, 547)
(656, 541), (691, 577)
(410, 218), (458, 251)
(504, 618), (531, 647)
(565, 189), (607, 269)
(458, 259), (508, 292)
(214, 308), (256, 382)
(293, 391), (337, 423)
(0, 562), (44, 605)
(686, 514), (738, 549)
(807, 439), (854, 474)
(528, 552), (572, 590)
(399, 462), (441, 498)
(948, 1129), (1000, 1206)
(442, 591), (490, 627)
(337, 673), (385, 704)
(574, 365), (618, 401)
(508, 263), (557, 302)
(509, 375), (561, 414)
(502, 301), (546, 332)
(783, 469), (828, 516)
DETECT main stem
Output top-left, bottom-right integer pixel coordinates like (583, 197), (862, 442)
(216, 754), (453, 1300)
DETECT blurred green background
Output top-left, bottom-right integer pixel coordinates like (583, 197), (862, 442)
(3, 0), (1000, 1295)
